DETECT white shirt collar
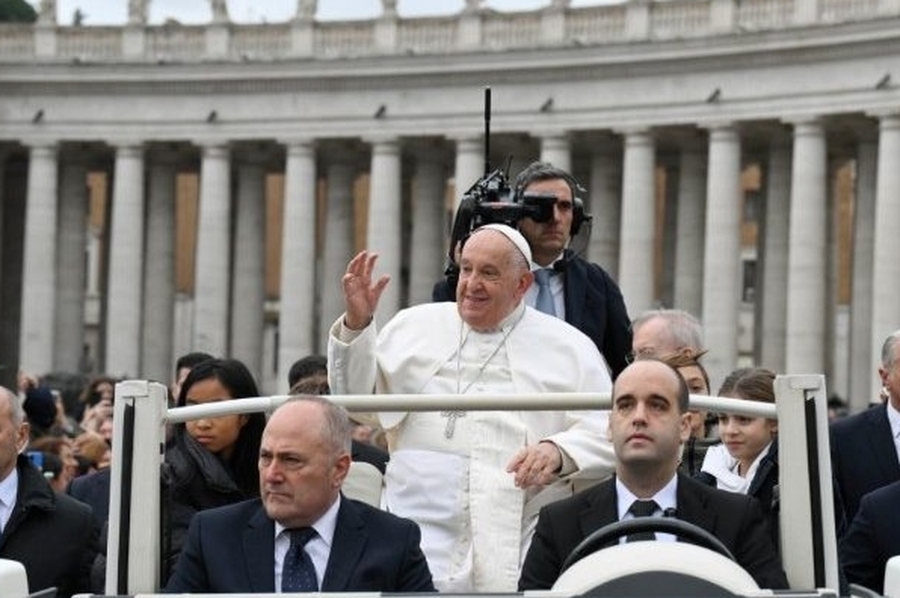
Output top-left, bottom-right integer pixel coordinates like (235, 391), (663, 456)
(0, 467), (19, 531)
(615, 473), (678, 520)
(274, 493), (341, 548)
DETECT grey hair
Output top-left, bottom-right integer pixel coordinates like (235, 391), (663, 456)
(632, 309), (704, 352)
(0, 386), (24, 427)
(284, 395), (352, 456)
(881, 330), (900, 369)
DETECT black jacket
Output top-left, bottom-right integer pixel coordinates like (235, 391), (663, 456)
(433, 249), (632, 378)
(162, 432), (252, 577)
(0, 455), (98, 597)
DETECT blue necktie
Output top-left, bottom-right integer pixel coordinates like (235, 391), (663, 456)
(534, 268), (556, 316)
(283, 527), (318, 592)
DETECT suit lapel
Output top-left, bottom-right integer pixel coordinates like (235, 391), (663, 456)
(322, 497), (366, 591)
(675, 474), (717, 538)
(244, 505), (276, 592)
(563, 252), (586, 328)
(579, 479), (619, 545)
(866, 406), (900, 478)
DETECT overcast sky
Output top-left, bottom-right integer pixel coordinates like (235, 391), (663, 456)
(27, 0), (618, 25)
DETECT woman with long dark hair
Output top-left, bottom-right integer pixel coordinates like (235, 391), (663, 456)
(163, 358), (267, 575)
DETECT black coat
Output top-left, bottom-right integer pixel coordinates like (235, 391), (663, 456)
(0, 455), (99, 597)
(695, 442), (779, 549)
(433, 250), (632, 378)
(830, 403), (900, 526)
(519, 473), (788, 591)
(164, 496), (435, 592)
(162, 432), (252, 577)
(839, 479), (900, 594)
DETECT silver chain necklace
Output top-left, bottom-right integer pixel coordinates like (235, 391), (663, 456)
(441, 309), (525, 438)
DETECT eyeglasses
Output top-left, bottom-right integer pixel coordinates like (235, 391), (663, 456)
(625, 347), (657, 364)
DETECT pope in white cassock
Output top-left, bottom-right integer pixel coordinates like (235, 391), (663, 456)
(327, 224), (615, 592)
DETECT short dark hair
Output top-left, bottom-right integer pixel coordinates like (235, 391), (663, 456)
(175, 352), (214, 373)
(513, 161), (578, 201)
(287, 355), (328, 388)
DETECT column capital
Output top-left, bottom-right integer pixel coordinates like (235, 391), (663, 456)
(280, 137), (316, 150)
(199, 143), (231, 159)
(21, 139), (59, 152)
(113, 143), (145, 158)
(364, 135), (400, 149)
(781, 115), (823, 128)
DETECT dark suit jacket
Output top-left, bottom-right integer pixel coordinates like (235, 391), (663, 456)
(164, 495), (434, 593)
(831, 403), (900, 526)
(519, 474), (788, 591)
(1, 456), (99, 598)
(839, 480), (900, 594)
(352, 440), (389, 474)
(433, 250), (631, 378)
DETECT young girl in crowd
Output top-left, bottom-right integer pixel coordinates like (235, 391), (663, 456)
(697, 367), (779, 546)
(163, 358), (267, 575)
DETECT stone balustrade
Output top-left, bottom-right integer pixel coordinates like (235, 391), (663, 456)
(0, 0), (897, 63)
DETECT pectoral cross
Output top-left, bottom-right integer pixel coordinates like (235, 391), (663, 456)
(441, 410), (466, 438)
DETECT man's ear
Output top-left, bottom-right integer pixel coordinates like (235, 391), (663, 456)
(16, 422), (30, 454)
(678, 413), (692, 443)
(517, 270), (534, 297)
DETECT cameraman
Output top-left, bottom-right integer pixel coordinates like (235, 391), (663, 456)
(435, 161), (632, 378)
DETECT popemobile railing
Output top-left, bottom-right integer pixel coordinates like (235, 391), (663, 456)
(105, 375), (839, 595)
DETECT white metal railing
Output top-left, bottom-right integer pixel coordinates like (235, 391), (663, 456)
(107, 375), (838, 594)
(4, 0), (895, 63)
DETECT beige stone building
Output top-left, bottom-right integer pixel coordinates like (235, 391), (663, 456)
(1, 0), (898, 407)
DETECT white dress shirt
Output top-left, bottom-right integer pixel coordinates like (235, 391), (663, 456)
(274, 494), (341, 592)
(615, 474), (678, 542)
(0, 467), (19, 533)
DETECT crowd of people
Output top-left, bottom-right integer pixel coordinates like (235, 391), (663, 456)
(0, 160), (893, 597)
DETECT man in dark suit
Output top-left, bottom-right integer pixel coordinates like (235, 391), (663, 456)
(831, 330), (900, 528)
(165, 396), (433, 593)
(518, 359), (787, 591)
(434, 161), (632, 378)
(840, 480), (900, 594)
(0, 387), (98, 598)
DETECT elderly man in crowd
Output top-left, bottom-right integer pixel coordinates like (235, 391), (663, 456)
(328, 223), (615, 592)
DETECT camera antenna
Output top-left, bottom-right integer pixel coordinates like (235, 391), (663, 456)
(483, 86), (491, 177)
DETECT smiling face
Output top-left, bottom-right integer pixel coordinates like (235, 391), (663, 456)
(258, 401), (350, 528)
(717, 403), (777, 476)
(517, 178), (574, 266)
(608, 361), (691, 480)
(184, 378), (247, 460)
(455, 229), (532, 332)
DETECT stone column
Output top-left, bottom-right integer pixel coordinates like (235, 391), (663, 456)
(0, 157), (27, 390)
(193, 144), (232, 355)
(785, 119), (828, 374)
(871, 114), (900, 395)
(539, 133), (571, 172)
(453, 136), (483, 209)
(141, 156), (177, 383)
(701, 125), (742, 386)
(408, 141), (448, 305)
(277, 140), (317, 392)
(20, 144), (59, 375)
(850, 138), (877, 408)
(105, 144), (146, 378)
(587, 145), (621, 277)
(366, 138), (403, 321)
(230, 156), (267, 379)
(617, 129), (656, 316)
(321, 154), (357, 339)
(758, 141), (792, 372)
(55, 159), (89, 373)
(673, 144), (706, 316)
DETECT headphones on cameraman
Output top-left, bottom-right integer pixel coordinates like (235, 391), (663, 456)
(515, 171), (589, 236)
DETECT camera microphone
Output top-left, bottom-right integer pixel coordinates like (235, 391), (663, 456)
(663, 507), (678, 518)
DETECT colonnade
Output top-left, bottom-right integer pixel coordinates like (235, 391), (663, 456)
(2, 113), (899, 406)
